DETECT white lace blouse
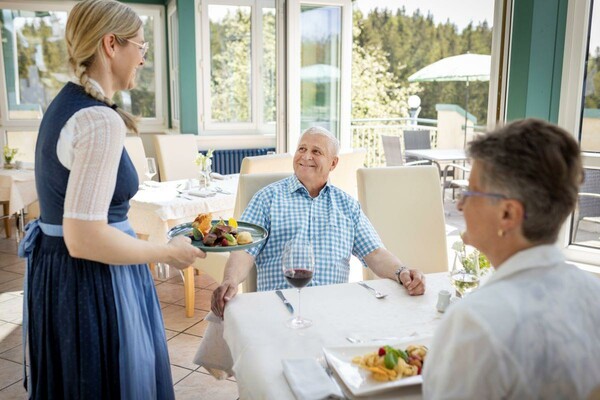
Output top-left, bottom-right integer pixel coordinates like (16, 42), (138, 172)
(57, 80), (126, 221)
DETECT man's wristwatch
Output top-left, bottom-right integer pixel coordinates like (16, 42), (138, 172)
(395, 265), (408, 285)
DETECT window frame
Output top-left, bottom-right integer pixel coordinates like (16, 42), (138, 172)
(0, 1), (168, 133)
(557, 0), (600, 271)
(167, 0), (180, 130)
(196, 0), (277, 134)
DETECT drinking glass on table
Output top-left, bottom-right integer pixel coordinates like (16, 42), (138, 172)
(145, 157), (157, 182)
(282, 239), (314, 329)
(450, 246), (480, 297)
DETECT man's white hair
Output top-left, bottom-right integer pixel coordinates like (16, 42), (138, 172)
(299, 126), (340, 156)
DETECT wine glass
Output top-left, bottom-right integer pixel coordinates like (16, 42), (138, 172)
(145, 157), (157, 182)
(282, 239), (314, 329)
(450, 246), (480, 297)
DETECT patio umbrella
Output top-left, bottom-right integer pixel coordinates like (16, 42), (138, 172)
(407, 53), (491, 147)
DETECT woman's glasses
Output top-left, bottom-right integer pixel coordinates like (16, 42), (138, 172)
(125, 39), (149, 58)
(457, 189), (507, 203)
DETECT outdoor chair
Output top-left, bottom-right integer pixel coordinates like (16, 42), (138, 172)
(192, 172), (292, 293)
(380, 135), (429, 167)
(124, 136), (148, 184)
(403, 130), (432, 164)
(153, 134), (199, 181)
(442, 163), (471, 200)
(357, 166), (448, 278)
(572, 168), (600, 242)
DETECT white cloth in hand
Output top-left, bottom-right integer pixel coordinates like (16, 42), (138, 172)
(192, 312), (234, 379)
(282, 359), (344, 400)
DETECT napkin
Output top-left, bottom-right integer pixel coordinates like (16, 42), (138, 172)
(187, 188), (217, 197)
(143, 180), (162, 187)
(192, 312), (234, 379)
(282, 359), (344, 400)
(210, 172), (228, 180)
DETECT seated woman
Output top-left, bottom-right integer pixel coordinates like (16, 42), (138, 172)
(423, 119), (600, 399)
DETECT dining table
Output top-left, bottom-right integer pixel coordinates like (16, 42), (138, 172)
(196, 272), (454, 399)
(0, 167), (37, 239)
(128, 175), (239, 317)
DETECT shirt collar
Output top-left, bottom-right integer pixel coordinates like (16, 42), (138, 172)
(485, 244), (565, 286)
(287, 174), (331, 197)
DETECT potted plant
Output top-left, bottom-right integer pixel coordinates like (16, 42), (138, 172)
(3, 146), (18, 169)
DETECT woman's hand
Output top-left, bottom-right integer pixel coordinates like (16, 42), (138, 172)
(164, 235), (206, 269)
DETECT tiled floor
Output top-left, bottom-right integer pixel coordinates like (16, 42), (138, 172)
(0, 228), (239, 399)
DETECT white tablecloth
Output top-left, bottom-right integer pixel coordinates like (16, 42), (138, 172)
(0, 168), (37, 214)
(206, 273), (453, 399)
(128, 176), (239, 243)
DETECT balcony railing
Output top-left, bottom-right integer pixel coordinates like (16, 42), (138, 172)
(351, 117), (438, 167)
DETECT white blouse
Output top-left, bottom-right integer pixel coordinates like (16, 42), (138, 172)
(57, 80), (126, 221)
(423, 245), (600, 399)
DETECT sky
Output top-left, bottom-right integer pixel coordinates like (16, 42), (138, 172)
(354, 0), (495, 30)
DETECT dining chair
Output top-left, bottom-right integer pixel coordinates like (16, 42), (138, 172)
(329, 148), (366, 198)
(357, 166), (449, 278)
(239, 153), (294, 175)
(403, 130), (432, 163)
(124, 136), (147, 184)
(442, 163), (471, 200)
(153, 134), (199, 181)
(192, 172), (292, 294)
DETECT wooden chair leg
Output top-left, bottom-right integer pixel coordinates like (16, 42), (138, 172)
(184, 266), (195, 318)
(3, 203), (11, 239)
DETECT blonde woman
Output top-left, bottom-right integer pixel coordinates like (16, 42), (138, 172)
(18, 0), (205, 398)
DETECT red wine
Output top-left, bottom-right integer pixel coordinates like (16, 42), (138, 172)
(284, 269), (313, 288)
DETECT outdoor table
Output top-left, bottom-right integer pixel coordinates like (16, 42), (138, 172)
(198, 272), (453, 399)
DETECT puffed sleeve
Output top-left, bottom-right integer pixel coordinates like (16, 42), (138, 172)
(62, 106), (126, 221)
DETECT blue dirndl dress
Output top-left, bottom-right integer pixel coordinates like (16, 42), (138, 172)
(19, 82), (174, 400)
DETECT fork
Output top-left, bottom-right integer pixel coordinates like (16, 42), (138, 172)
(357, 282), (388, 299)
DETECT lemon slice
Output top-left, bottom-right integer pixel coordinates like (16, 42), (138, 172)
(228, 217), (238, 229)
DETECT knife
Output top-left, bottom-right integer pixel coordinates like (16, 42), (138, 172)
(275, 290), (294, 314)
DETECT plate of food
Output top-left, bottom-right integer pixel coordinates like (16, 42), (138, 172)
(322, 336), (431, 397)
(167, 213), (268, 252)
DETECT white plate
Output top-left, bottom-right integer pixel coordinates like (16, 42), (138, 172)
(323, 336), (432, 397)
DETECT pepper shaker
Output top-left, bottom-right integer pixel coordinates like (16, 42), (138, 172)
(436, 290), (451, 313)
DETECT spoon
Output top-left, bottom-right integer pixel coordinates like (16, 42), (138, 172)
(357, 282), (388, 299)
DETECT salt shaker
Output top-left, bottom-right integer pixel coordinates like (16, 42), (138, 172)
(436, 290), (451, 313)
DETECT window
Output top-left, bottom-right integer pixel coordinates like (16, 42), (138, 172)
(198, 0), (277, 133)
(559, 0), (600, 268)
(0, 2), (167, 132)
(168, 1), (180, 129)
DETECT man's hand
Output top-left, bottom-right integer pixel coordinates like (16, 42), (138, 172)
(211, 280), (238, 319)
(399, 269), (426, 296)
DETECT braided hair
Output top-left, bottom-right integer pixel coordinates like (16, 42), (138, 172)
(66, 0), (141, 133)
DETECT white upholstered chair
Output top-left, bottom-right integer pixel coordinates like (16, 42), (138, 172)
(153, 134), (198, 181)
(357, 166), (448, 279)
(329, 148), (366, 198)
(192, 172), (292, 293)
(124, 136), (147, 184)
(239, 153), (294, 175)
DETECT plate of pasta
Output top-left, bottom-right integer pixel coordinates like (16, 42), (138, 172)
(322, 336), (431, 397)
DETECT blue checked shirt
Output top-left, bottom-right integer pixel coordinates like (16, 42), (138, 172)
(241, 175), (383, 291)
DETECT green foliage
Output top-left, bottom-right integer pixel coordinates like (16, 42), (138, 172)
(353, 8), (493, 124)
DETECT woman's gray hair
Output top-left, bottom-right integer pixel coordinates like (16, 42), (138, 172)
(300, 126), (340, 156)
(468, 118), (582, 244)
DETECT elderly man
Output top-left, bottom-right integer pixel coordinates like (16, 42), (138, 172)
(211, 127), (426, 317)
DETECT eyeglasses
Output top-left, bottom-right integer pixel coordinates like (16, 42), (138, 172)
(125, 39), (149, 58)
(457, 189), (507, 203)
